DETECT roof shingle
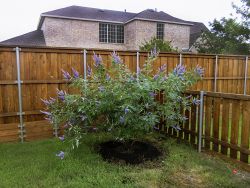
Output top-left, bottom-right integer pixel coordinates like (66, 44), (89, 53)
(42, 6), (136, 23)
(0, 30), (46, 47)
(132, 9), (191, 25)
(187, 21), (209, 47)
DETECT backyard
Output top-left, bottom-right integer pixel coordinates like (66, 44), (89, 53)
(0, 0), (249, 187)
(0, 134), (249, 188)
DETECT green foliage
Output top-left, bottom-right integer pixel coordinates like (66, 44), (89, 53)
(232, 0), (250, 25)
(139, 37), (177, 52)
(42, 51), (202, 148)
(195, 18), (250, 54)
(195, 0), (250, 55)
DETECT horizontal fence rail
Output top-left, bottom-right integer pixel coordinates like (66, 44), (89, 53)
(0, 46), (249, 164)
(161, 91), (250, 164)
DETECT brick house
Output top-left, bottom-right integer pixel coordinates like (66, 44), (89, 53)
(0, 6), (208, 51)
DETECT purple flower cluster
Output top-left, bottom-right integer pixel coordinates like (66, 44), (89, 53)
(92, 127), (98, 131)
(98, 86), (105, 92)
(171, 125), (181, 131)
(40, 110), (53, 123)
(194, 65), (204, 77)
(64, 123), (70, 129)
(45, 117), (53, 123)
(80, 115), (87, 121)
(87, 66), (92, 77)
(119, 116), (125, 124)
(56, 151), (65, 160)
(93, 53), (102, 67)
(159, 64), (167, 72)
(153, 126), (160, 130)
(72, 68), (79, 78)
(130, 76), (136, 81)
(153, 74), (159, 80)
(58, 135), (65, 141)
(150, 46), (159, 58)
(57, 89), (66, 101)
(149, 92), (157, 98)
(111, 51), (122, 64)
(176, 97), (182, 102)
(182, 116), (188, 121)
(124, 107), (129, 114)
(162, 76), (167, 82)
(106, 73), (111, 81)
(173, 64), (186, 78)
(61, 69), (71, 80)
(40, 110), (52, 116)
(192, 98), (201, 105)
(41, 97), (56, 106)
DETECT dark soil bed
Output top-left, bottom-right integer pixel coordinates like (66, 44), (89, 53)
(98, 140), (163, 165)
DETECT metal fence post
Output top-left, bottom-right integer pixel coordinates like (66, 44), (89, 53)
(136, 51), (140, 79)
(82, 49), (88, 92)
(54, 127), (58, 137)
(243, 56), (248, 95)
(198, 91), (205, 152)
(214, 55), (218, 92)
(14, 47), (25, 143)
(83, 49), (87, 81)
(179, 53), (182, 65)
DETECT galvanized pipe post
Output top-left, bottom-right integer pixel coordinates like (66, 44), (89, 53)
(54, 127), (58, 137)
(179, 53), (182, 65)
(214, 55), (218, 92)
(15, 47), (25, 143)
(243, 56), (248, 95)
(81, 49), (88, 129)
(83, 49), (88, 92)
(198, 91), (205, 153)
(136, 51), (140, 80)
(83, 49), (87, 81)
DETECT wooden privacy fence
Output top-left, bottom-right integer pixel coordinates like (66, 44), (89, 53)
(0, 46), (249, 163)
(161, 91), (250, 164)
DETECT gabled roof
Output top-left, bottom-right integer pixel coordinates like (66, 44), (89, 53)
(130, 9), (191, 25)
(0, 30), (46, 47)
(38, 6), (193, 29)
(187, 21), (209, 47)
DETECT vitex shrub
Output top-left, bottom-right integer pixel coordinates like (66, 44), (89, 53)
(41, 49), (203, 150)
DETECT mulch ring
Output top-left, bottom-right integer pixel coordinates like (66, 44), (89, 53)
(97, 139), (165, 165)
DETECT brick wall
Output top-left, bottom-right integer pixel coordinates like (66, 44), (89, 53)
(164, 23), (190, 50)
(42, 17), (190, 51)
(124, 21), (137, 50)
(42, 17), (126, 50)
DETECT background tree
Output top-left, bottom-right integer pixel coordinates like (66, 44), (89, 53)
(232, 0), (250, 24)
(195, 0), (250, 55)
(139, 37), (177, 52)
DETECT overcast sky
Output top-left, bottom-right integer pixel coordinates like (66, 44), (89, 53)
(0, 0), (241, 41)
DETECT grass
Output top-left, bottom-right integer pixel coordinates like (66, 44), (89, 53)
(0, 134), (249, 188)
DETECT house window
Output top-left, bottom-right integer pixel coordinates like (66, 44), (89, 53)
(156, 23), (164, 40)
(99, 23), (124, 43)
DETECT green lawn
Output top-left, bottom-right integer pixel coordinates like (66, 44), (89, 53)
(0, 134), (249, 188)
